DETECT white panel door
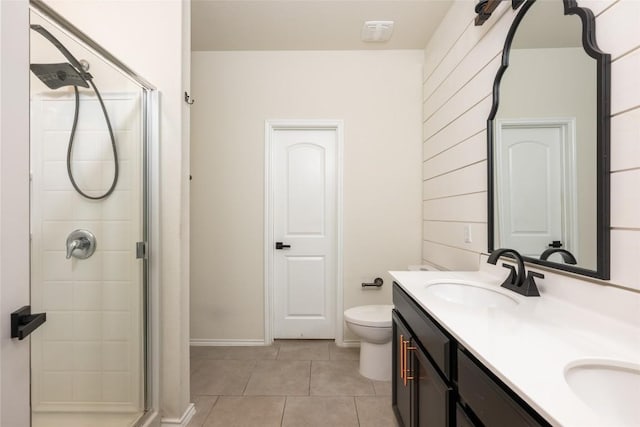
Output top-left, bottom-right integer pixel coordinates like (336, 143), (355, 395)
(273, 129), (336, 339)
(497, 124), (565, 257)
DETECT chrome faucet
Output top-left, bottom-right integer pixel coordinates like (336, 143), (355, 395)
(540, 248), (577, 265)
(65, 229), (96, 259)
(487, 248), (544, 297)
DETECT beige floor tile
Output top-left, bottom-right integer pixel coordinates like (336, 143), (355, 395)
(356, 396), (399, 427)
(203, 396), (285, 427)
(244, 360), (311, 396)
(191, 358), (205, 375)
(372, 380), (392, 396)
(276, 340), (330, 360)
(310, 360), (375, 396)
(329, 343), (360, 361)
(282, 396), (359, 427)
(191, 345), (278, 360)
(188, 340), (397, 425)
(187, 395), (218, 427)
(191, 359), (255, 396)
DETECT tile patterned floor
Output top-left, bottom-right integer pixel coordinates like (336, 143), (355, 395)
(188, 340), (399, 427)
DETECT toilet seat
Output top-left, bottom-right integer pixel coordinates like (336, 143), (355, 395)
(344, 304), (393, 328)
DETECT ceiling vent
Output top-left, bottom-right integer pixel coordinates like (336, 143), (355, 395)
(361, 21), (394, 43)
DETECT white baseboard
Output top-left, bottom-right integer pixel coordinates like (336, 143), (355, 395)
(160, 403), (196, 427)
(138, 410), (160, 427)
(339, 339), (361, 348)
(191, 338), (358, 347)
(190, 339), (267, 347)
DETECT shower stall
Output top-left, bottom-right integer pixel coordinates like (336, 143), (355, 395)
(28, 1), (156, 426)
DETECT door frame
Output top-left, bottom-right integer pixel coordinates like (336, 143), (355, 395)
(494, 117), (578, 255)
(264, 120), (344, 346)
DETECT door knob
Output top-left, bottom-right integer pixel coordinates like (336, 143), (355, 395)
(275, 242), (291, 250)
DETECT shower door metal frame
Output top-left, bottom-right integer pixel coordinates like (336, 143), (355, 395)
(28, 1), (159, 424)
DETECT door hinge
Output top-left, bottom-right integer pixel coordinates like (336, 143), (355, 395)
(136, 241), (148, 259)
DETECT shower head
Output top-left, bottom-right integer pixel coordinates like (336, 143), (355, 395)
(30, 63), (90, 89)
(30, 24), (92, 89)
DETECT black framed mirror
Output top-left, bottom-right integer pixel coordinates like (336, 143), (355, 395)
(487, 0), (611, 279)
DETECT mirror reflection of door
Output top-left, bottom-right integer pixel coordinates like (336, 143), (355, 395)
(492, 0), (600, 271)
(495, 119), (577, 259)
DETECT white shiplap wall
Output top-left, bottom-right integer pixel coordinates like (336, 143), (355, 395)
(422, 0), (640, 291)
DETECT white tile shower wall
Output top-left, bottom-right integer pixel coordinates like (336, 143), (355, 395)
(421, 0), (640, 290)
(30, 93), (143, 413)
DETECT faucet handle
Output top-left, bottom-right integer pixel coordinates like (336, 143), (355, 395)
(528, 271), (544, 280)
(500, 263), (517, 285)
(66, 239), (81, 259)
(65, 229), (96, 260)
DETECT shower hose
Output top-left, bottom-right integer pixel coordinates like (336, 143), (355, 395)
(31, 24), (118, 200)
(67, 81), (119, 200)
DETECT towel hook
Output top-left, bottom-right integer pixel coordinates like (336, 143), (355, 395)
(184, 91), (195, 105)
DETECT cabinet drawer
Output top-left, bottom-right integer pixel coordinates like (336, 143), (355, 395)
(415, 346), (454, 426)
(393, 283), (451, 380)
(457, 350), (548, 427)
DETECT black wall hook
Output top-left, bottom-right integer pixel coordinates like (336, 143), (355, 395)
(184, 91), (195, 105)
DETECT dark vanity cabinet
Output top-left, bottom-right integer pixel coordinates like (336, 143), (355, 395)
(392, 284), (454, 426)
(457, 350), (548, 427)
(392, 282), (550, 427)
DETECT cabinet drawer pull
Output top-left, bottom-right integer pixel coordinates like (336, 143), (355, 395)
(399, 334), (405, 382)
(399, 333), (418, 386)
(405, 343), (416, 383)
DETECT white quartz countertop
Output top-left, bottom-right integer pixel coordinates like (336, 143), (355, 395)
(389, 270), (640, 427)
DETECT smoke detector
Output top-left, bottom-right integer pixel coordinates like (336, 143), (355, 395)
(361, 21), (394, 42)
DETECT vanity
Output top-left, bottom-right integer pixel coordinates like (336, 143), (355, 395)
(391, 273), (547, 427)
(390, 268), (640, 427)
(390, 0), (640, 424)
(392, 279), (548, 427)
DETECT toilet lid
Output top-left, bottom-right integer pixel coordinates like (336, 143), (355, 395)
(344, 304), (394, 327)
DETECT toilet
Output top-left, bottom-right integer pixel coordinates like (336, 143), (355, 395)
(344, 304), (394, 381)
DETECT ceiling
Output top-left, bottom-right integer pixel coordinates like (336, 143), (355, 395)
(191, 1), (455, 51)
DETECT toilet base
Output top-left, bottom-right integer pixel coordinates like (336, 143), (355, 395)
(359, 340), (392, 381)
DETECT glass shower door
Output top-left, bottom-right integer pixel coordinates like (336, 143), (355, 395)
(29, 8), (150, 427)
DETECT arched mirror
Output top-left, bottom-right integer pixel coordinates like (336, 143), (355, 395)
(487, 0), (611, 279)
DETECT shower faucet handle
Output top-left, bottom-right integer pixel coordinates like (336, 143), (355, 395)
(66, 239), (82, 259)
(65, 229), (97, 260)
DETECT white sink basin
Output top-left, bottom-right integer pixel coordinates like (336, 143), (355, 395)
(564, 359), (640, 426)
(423, 281), (519, 309)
